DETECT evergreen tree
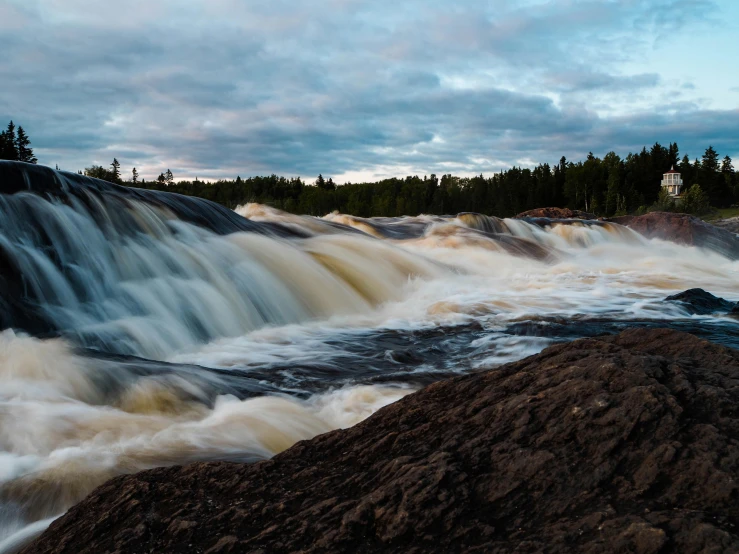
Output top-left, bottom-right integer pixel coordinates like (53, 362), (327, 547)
(700, 146), (729, 206)
(165, 169), (174, 185)
(680, 154), (694, 187)
(702, 146), (720, 173)
(0, 132), (7, 159)
(722, 155), (736, 203)
(15, 126), (37, 163)
(668, 142), (679, 167)
(604, 151), (623, 215)
(111, 158), (121, 183)
(0, 121), (18, 160)
(132, 167), (139, 184)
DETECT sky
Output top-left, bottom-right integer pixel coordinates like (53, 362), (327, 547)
(1, 0), (738, 182)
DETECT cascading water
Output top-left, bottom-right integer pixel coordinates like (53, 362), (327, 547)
(0, 168), (442, 359)
(1, 161), (738, 550)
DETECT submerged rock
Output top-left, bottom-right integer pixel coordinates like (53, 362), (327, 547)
(664, 288), (737, 315)
(26, 328), (739, 553)
(609, 211), (739, 259)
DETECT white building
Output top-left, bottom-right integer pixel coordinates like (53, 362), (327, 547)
(661, 166), (683, 197)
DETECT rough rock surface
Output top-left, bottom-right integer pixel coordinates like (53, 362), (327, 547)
(664, 288), (738, 315)
(516, 207), (597, 219)
(609, 212), (739, 259)
(26, 329), (739, 554)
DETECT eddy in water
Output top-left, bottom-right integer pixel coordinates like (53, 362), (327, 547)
(0, 161), (737, 551)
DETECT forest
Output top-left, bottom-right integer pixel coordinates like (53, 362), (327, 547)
(2, 120), (736, 217)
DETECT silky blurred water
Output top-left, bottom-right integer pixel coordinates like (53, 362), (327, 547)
(0, 171), (737, 549)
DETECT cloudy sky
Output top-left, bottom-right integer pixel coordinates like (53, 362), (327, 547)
(1, 0), (738, 181)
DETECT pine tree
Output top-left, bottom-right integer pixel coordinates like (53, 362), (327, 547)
(0, 121), (18, 160)
(702, 146), (719, 173)
(668, 142), (680, 167)
(165, 169), (174, 185)
(15, 126), (37, 163)
(700, 146), (729, 206)
(722, 155), (736, 204)
(721, 155), (734, 174)
(132, 167), (139, 184)
(111, 158), (121, 182)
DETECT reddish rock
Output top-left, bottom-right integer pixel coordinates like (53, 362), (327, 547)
(609, 211), (739, 259)
(516, 207), (597, 219)
(25, 329), (739, 554)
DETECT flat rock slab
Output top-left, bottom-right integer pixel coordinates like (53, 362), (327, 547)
(26, 329), (739, 554)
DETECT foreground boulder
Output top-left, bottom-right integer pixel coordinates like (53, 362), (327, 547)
(26, 329), (739, 553)
(609, 211), (739, 259)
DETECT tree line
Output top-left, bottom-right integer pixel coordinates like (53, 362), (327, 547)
(2, 121), (736, 217)
(121, 143), (736, 217)
(0, 121), (37, 164)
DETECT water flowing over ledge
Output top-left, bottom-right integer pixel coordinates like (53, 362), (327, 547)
(0, 161), (737, 548)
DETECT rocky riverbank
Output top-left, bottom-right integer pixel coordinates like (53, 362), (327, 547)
(25, 328), (739, 553)
(515, 208), (739, 260)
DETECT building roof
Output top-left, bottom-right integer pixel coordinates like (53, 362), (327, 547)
(664, 165), (680, 174)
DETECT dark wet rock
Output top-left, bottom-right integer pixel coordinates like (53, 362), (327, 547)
(664, 288), (737, 315)
(609, 211), (739, 259)
(26, 328), (739, 554)
(0, 161), (302, 238)
(516, 207), (597, 219)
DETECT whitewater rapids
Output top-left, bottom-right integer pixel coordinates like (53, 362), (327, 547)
(0, 163), (737, 549)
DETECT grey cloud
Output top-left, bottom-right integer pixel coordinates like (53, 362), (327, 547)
(0, 0), (733, 181)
